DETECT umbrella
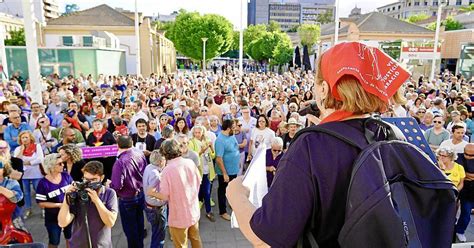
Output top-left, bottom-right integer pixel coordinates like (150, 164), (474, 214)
(303, 45), (312, 71)
(294, 46), (301, 68)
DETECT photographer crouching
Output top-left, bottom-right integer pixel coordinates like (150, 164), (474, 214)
(58, 161), (118, 248)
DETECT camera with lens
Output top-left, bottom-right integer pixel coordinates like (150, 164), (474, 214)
(66, 180), (102, 207)
(298, 101), (320, 117)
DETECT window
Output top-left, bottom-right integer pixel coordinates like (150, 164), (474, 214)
(399, 5), (401, 9)
(433, 0), (438, 6)
(414, 1), (420, 6)
(456, 0), (462, 5)
(82, 36), (93, 47)
(62, 36), (73, 46)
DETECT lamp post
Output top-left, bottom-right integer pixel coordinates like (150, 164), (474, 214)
(135, 0), (141, 76)
(333, 0), (340, 45)
(239, 0), (245, 75)
(429, 1), (443, 81)
(201, 37), (208, 72)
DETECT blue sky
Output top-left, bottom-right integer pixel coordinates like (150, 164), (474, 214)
(59, 0), (397, 28)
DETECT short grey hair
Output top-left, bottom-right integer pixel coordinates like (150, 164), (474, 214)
(149, 150), (164, 166)
(271, 137), (284, 148)
(161, 125), (175, 139)
(43, 153), (61, 175)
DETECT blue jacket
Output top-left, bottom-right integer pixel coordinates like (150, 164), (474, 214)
(4, 123), (31, 151)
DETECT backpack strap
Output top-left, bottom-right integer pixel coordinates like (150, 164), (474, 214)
(293, 117), (400, 248)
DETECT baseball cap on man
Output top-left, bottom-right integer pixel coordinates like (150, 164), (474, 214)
(321, 42), (410, 103)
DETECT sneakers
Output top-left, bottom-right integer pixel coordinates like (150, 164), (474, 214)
(456, 233), (467, 242)
(220, 213), (231, 221)
(210, 199), (215, 207)
(199, 201), (203, 209)
(23, 209), (32, 219)
(206, 213), (216, 222)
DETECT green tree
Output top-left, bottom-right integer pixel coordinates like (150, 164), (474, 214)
(427, 16), (464, 31)
(459, 4), (474, 12)
(405, 14), (430, 23)
(267, 20), (282, 32)
(271, 34), (293, 67)
(297, 24), (320, 48)
(243, 24), (267, 54)
(316, 10), (333, 24)
(152, 20), (174, 32)
(165, 11), (234, 61)
(444, 16), (464, 30)
(4, 29), (25, 46)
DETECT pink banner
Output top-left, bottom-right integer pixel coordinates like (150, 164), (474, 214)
(81, 145), (118, 159)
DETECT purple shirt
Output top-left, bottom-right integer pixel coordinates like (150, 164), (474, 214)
(110, 148), (147, 198)
(36, 172), (72, 224)
(70, 187), (118, 248)
(250, 119), (373, 247)
(265, 149), (283, 187)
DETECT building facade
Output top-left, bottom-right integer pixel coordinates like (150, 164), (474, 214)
(269, 2), (301, 31)
(247, 0), (270, 25)
(42, 4), (176, 77)
(377, 0), (474, 19)
(0, 0), (60, 23)
(0, 13), (23, 40)
(300, 0), (335, 24)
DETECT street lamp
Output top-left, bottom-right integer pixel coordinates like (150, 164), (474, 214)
(201, 37), (208, 72)
(430, 1), (444, 81)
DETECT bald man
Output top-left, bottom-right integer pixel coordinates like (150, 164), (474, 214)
(455, 143), (474, 242)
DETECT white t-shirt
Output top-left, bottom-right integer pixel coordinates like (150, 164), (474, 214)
(439, 139), (468, 154)
(250, 127), (275, 155)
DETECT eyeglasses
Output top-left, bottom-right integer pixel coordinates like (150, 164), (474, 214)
(272, 149), (282, 153)
(11, 116), (20, 119)
(438, 154), (450, 158)
(175, 114), (182, 116)
(0, 146), (8, 150)
(433, 121), (443, 124)
(82, 177), (101, 183)
(201, 110), (207, 112)
(150, 105), (157, 108)
(418, 111), (426, 114)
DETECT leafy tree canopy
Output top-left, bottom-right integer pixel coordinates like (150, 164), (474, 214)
(4, 28), (25, 46)
(297, 24), (320, 48)
(427, 16), (464, 31)
(405, 14), (430, 23)
(165, 11), (234, 61)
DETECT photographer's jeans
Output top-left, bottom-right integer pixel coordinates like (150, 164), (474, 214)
(144, 205), (167, 248)
(118, 192), (145, 248)
(22, 178), (40, 210)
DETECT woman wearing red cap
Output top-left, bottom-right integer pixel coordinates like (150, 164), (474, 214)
(226, 42), (410, 247)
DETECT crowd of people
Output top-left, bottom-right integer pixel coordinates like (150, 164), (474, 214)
(0, 58), (473, 247)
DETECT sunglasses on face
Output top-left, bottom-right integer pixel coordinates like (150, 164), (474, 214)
(272, 149), (282, 153)
(150, 105), (157, 108)
(434, 121), (443, 124)
(464, 153), (474, 157)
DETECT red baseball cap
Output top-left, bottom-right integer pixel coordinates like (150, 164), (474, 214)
(321, 42), (410, 103)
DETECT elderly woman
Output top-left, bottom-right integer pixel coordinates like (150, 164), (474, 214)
(57, 144), (85, 182)
(189, 125), (216, 222)
(265, 137), (284, 187)
(36, 153), (73, 248)
(227, 42), (415, 247)
(447, 110), (463, 134)
(33, 115), (58, 155)
(86, 119), (116, 147)
(208, 115), (221, 136)
(437, 147), (465, 191)
(13, 130), (44, 219)
(419, 111), (434, 131)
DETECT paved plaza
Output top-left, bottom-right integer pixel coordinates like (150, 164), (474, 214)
(23, 184), (251, 248)
(21, 193), (474, 247)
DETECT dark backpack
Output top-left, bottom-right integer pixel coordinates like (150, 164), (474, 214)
(295, 118), (457, 248)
